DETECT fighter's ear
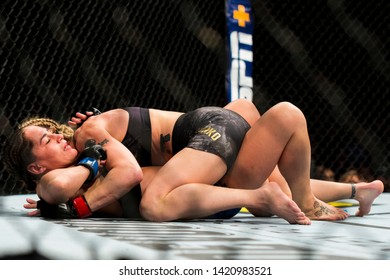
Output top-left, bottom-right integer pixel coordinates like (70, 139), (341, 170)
(27, 163), (47, 175)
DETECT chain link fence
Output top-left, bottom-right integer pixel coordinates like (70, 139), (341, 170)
(1, 0), (389, 195)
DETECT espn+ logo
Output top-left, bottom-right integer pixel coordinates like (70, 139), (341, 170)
(229, 3), (253, 101)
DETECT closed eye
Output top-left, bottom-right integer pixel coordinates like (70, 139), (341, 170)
(40, 129), (52, 145)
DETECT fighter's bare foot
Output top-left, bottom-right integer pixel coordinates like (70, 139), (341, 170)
(354, 180), (384, 216)
(257, 182), (311, 225)
(304, 198), (349, 221)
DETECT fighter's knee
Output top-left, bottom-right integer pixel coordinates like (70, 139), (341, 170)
(279, 102), (304, 117)
(139, 195), (169, 222)
(225, 99), (260, 125)
(227, 98), (253, 108)
(273, 102), (307, 128)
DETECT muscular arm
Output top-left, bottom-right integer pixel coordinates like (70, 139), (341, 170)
(37, 166), (90, 204)
(74, 122), (143, 212)
(36, 111), (142, 215)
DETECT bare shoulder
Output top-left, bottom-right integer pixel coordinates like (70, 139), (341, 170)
(81, 109), (128, 140)
(72, 109), (127, 151)
(92, 108), (127, 124)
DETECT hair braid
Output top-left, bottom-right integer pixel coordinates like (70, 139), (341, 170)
(3, 117), (75, 192)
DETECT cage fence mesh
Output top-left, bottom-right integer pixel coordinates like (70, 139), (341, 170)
(0, 0), (389, 196)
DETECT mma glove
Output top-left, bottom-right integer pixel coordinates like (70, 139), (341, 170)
(37, 199), (79, 219)
(37, 196), (92, 219)
(77, 144), (107, 183)
(75, 107), (101, 128)
(67, 195), (92, 218)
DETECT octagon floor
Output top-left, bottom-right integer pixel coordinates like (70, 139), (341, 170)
(1, 193), (389, 260)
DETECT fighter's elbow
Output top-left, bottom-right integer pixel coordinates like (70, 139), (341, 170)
(133, 166), (143, 183)
(124, 165), (143, 186)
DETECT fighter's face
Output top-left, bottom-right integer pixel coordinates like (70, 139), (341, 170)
(23, 125), (78, 172)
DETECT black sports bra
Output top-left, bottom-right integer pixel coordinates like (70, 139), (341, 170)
(121, 107), (152, 166)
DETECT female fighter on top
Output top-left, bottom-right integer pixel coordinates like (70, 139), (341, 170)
(6, 99), (383, 223)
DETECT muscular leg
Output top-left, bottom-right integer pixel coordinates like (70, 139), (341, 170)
(223, 102), (348, 221)
(265, 150), (383, 216)
(265, 158), (384, 217)
(226, 99), (383, 217)
(310, 179), (384, 216)
(139, 149), (310, 224)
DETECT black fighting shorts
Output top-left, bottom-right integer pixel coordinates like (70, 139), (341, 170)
(172, 107), (250, 171)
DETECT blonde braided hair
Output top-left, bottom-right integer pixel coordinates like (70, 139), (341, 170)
(3, 117), (75, 191)
(18, 117), (74, 142)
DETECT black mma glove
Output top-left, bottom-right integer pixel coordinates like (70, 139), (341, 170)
(37, 199), (79, 219)
(37, 196), (92, 219)
(75, 107), (102, 128)
(90, 107), (102, 115)
(77, 144), (107, 183)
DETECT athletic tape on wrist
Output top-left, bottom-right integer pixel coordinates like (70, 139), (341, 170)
(72, 195), (92, 218)
(77, 157), (99, 182)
